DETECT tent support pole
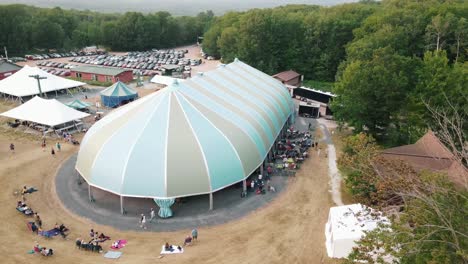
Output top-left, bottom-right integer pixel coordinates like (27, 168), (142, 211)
(243, 179), (247, 192)
(88, 184), (92, 202)
(260, 162), (264, 176)
(209, 193), (213, 210)
(120, 196), (124, 214)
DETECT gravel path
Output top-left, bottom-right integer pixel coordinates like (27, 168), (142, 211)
(318, 120), (344, 206)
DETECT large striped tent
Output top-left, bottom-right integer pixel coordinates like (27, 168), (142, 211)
(76, 59), (294, 203)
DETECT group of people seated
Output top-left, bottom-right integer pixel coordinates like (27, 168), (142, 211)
(53, 223), (70, 238)
(164, 242), (182, 252)
(33, 243), (53, 256)
(76, 238), (103, 253)
(16, 201), (33, 216)
(89, 229), (111, 243)
(62, 132), (80, 145)
(74, 228), (109, 253)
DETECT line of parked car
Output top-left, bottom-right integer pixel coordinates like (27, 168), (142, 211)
(37, 67), (71, 77)
(25, 50), (106, 60)
(36, 61), (78, 69)
(69, 49), (200, 74)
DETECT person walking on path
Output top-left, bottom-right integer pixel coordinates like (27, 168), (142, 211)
(51, 147), (55, 157)
(56, 142), (61, 152)
(41, 139), (46, 152)
(139, 214), (147, 229)
(149, 208), (156, 223)
(191, 228), (198, 242)
(9, 143), (15, 153)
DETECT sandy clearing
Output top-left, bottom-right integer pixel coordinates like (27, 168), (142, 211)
(0, 128), (341, 264)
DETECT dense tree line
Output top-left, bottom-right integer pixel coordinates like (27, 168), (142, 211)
(203, 0), (467, 146)
(203, 4), (376, 81)
(0, 4), (214, 55)
(333, 0), (467, 145)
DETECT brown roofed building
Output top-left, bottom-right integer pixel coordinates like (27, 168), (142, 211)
(380, 131), (467, 187)
(273, 70), (302, 87)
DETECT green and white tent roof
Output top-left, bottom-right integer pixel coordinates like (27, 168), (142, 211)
(65, 99), (92, 109)
(76, 59), (294, 199)
(100, 81), (137, 97)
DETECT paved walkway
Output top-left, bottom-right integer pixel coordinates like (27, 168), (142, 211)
(318, 120), (344, 206)
(55, 115), (320, 231)
(55, 155), (290, 231)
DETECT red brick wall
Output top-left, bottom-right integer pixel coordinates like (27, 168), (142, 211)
(71, 70), (133, 83)
(0, 70), (18, 80)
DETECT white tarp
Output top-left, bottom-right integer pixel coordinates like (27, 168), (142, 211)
(0, 65), (85, 97)
(325, 204), (390, 259)
(150, 75), (184, 86)
(1, 96), (90, 127)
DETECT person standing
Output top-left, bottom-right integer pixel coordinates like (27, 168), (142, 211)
(149, 208), (156, 223)
(139, 214), (146, 229)
(51, 147), (55, 157)
(9, 143), (15, 153)
(41, 139), (46, 152)
(56, 142), (61, 152)
(191, 228), (198, 242)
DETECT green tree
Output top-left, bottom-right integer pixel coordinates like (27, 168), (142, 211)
(332, 47), (417, 140)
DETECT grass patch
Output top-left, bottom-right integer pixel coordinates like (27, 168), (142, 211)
(302, 80), (334, 93)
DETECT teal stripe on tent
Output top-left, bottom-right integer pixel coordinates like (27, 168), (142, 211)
(178, 82), (267, 157)
(192, 76), (274, 144)
(176, 93), (244, 191)
(121, 93), (169, 197)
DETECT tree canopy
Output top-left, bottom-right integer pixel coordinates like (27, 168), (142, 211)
(0, 5), (214, 55)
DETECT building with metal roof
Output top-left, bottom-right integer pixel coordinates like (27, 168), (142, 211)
(273, 70), (302, 87)
(71, 66), (133, 83)
(0, 60), (22, 80)
(75, 59), (294, 213)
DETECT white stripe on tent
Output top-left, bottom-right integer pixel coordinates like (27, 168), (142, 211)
(163, 92), (171, 197)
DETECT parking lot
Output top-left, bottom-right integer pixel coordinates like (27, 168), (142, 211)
(16, 44), (221, 79)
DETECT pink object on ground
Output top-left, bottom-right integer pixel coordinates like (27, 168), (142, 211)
(110, 239), (127, 249)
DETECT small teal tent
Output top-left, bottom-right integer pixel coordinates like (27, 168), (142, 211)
(65, 99), (92, 110)
(100, 82), (138, 108)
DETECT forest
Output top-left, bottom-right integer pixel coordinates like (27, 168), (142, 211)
(0, 4), (214, 55)
(203, 0), (467, 146)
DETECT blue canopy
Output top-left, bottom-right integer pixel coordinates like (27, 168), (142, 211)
(100, 81), (138, 108)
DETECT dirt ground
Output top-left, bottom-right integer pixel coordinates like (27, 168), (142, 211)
(0, 118), (341, 264)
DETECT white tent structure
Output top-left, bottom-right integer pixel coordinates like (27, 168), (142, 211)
(1, 96), (90, 127)
(0, 65), (85, 98)
(76, 59), (295, 213)
(325, 204), (390, 259)
(150, 75), (185, 86)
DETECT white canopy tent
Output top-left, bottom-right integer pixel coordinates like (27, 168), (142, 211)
(0, 65), (85, 98)
(1, 96), (90, 127)
(325, 204), (390, 259)
(150, 75), (185, 86)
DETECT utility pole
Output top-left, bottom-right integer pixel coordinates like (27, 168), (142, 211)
(3, 46), (8, 61)
(29, 74), (47, 97)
